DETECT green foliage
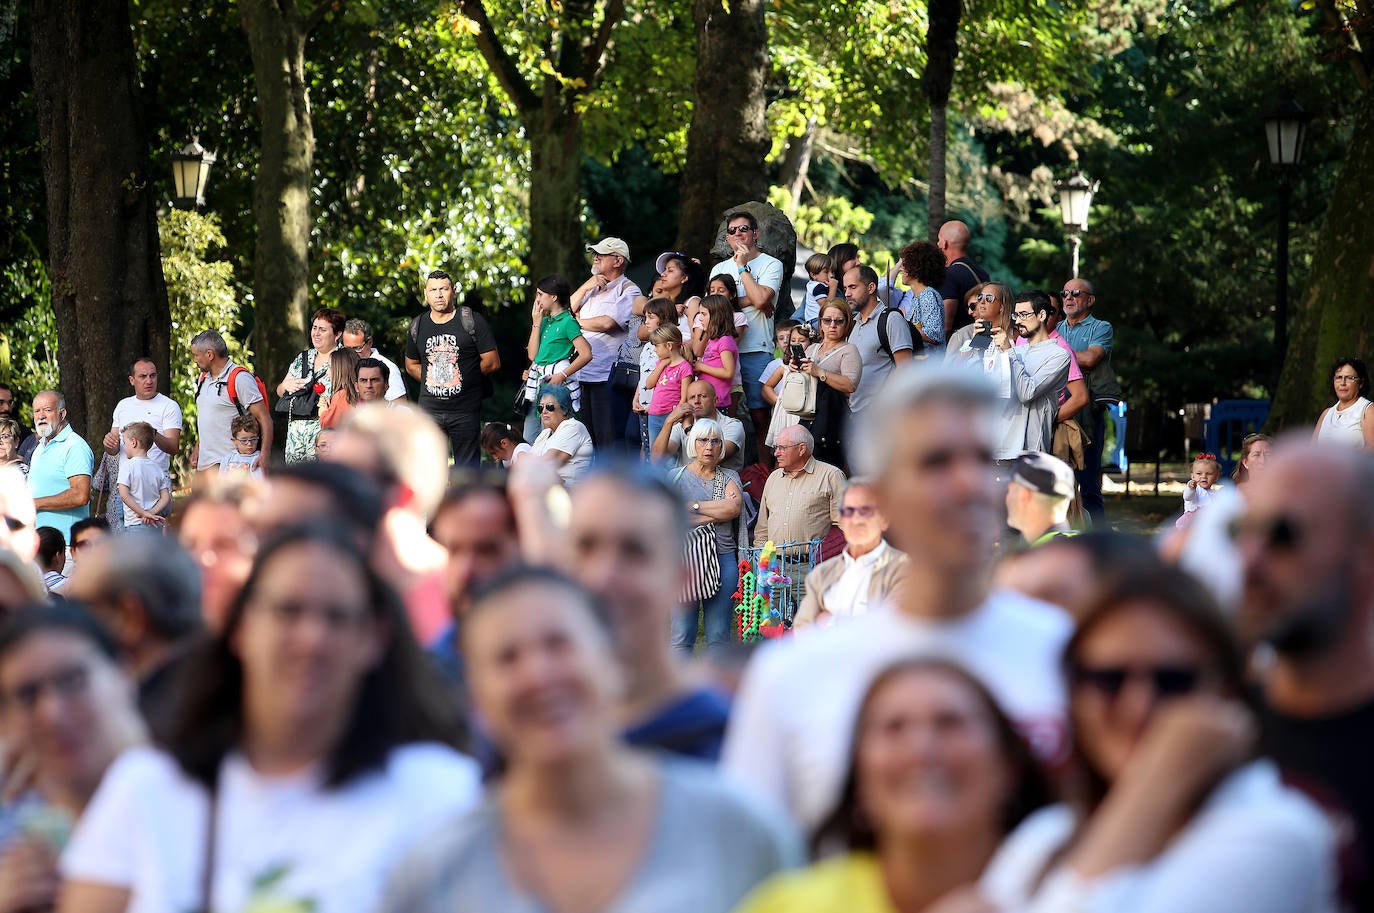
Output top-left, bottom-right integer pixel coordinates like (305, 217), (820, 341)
(160, 209), (252, 485)
(0, 253), (58, 423)
(767, 185), (878, 256)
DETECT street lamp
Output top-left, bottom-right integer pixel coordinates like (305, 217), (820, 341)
(1263, 94), (1310, 381)
(1055, 170), (1099, 279)
(170, 136), (217, 210)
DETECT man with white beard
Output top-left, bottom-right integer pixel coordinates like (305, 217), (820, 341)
(27, 390), (95, 539)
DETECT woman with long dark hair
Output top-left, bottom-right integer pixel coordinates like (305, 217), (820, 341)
(982, 558), (1335, 912)
(523, 274), (593, 444)
(59, 525), (480, 913)
(737, 657), (1050, 913)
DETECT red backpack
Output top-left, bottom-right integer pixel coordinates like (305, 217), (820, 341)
(196, 364), (268, 416)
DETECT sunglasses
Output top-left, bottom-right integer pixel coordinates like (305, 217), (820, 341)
(1060, 289), (1088, 299)
(975, 292), (997, 302)
(820, 317), (846, 326)
(1227, 514), (1301, 550)
(839, 505), (877, 518)
(539, 403), (561, 413)
(726, 225), (755, 235)
(1072, 664), (1204, 700)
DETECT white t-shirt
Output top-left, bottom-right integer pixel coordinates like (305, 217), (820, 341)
(501, 442), (532, 468)
(981, 762), (1336, 913)
(759, 358), (784, 391)
(218, 451), (264, 480)
(196, 364), (265, 470)
(532, 418), (594, 484)
(369, 349), (408, 402)
(62, 744), (481, 913)
(116, 456), (170, 526)
(111, 393), (183, 475)
(710, 252), (785, 354)
(721, 591), (1072, 830)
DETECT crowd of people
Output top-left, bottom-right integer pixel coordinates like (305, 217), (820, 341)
(0, 214), (1372, 913)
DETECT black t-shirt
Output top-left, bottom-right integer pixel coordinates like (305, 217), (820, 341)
(1260, 696), (1374, 911)
(939, 256), (990, 332)
(404, 309), (498, 414)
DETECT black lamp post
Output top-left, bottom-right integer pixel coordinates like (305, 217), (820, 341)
(1263, 94), (1310, 381)
(170, 136), (217, 210)
(1055, 170), (1099, 279)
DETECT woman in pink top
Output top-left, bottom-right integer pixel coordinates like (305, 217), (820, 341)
(692, 294), (739, 406)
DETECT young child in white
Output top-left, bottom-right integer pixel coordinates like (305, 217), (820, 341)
(117, 421), (172, 528)
(1177, 454), (1222, 529)
(219, 414), (265, 478)
(634, 299), (679, 457)
(798, 253), (834, 328)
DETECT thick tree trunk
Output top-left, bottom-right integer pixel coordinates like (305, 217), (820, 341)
(31, 0), (170, 441)
(1269, 87), (1374, 429)
(525, 99), (585, 282)
(676, 0), (770, 262)
(923, 0), (961, 241)
(240, 0), (314, 390)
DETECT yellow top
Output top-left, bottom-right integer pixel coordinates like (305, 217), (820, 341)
(733, 853), (897, 913)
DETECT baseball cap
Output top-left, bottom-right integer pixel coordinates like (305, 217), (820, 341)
(1011, 451), (1075, 499)
(587, 238), (630, 261)
(655, 250), (688, 274)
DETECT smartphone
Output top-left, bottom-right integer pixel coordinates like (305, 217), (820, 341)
(969, 321), (993, 350)
(789, 344), (807, 364)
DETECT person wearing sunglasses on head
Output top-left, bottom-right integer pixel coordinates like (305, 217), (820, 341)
(792, 478), (908, 631)
(983, 554), (1337, 913)
(1236, 440), (1374, 911)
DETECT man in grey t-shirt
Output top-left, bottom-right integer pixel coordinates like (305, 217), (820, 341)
(844, 265), (913, 415)
(992, 290), (1071, 460)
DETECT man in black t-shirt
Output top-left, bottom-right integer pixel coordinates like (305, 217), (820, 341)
(936, 220), (990, 337)
(404, 270), (499, 466)
(1237, 441), (1374, 912)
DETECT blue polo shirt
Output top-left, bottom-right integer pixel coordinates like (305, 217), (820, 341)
(28, 423), (94, 537)
(1058, 313), (1114, 361)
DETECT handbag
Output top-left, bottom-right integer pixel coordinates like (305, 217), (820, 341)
(610, 360), (640, 394)
(274, 351), (325, 419)
(676, 469), (726, 603)
(779, 371), (817, 419)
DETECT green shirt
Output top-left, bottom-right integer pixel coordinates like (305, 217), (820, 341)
(534, 309), (582, 365)
(1032, 527), (1080, 547)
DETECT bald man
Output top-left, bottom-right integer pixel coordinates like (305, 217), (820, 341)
(936, 220), (990, 337)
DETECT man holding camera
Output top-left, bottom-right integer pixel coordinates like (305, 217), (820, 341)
(992, 290), (1071, 462)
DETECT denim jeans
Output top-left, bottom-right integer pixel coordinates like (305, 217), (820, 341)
(739, 351), (773, 410)
(647, 413), (669, 453)
(672, 549), (739, 653)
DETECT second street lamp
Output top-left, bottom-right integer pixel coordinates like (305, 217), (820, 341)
(170, 136), (217, 210)
(1263, 94), (1310, 383)
(1055, 170), (1099, 279)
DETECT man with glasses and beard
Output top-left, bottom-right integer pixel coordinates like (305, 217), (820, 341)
(1236, 440), (1374, 912)
(991, 291), (1070, 464)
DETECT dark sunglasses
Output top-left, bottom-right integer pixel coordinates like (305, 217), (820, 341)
(839, 505), (877, 518)
(726, 225), (755, 235)
(1072, 664), (1204, 700)
(1060, 289), (1088, 299)
(539, 403), (561, 413)
(820, 317), (846, 326)
(1227, 514), (1301, 550)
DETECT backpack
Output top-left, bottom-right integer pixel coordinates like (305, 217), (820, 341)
(778, 369), (818, 419)
(196, 364), (267, 417)
(409, 306), (494, 399)
(871, 305), (909, 362)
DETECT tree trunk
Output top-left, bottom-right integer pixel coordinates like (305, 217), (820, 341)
(1269, 87), (1374, 429)
(31, 0), (170, 441)
(240, 0), (314, 390)
(676, 0), (770, 261)
(525, 97), (586, 282)
(778, 118), (817, 214)
(923, 0), (961, 241)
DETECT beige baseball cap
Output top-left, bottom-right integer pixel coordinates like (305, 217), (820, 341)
(587, 238), (630, 261)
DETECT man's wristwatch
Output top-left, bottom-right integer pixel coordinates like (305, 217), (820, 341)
(692, 501), (701, 513)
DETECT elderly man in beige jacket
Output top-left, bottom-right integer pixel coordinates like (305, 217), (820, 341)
(793, 478), (908, 629)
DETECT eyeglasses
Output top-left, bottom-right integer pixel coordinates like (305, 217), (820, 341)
(726, 225), (755, 235)
(539, 403), (561, 413)
(1011, 311), (1035, 321)
(839, 505), (877, 518)
(1060, 289), (1089, 299)
(1228, 514), (1301, 551)
(0, 434), (12, 442)
(820, 317), (845, 326)
(348, 344), (370, 354)
(234, 436), (261, 444)
(0, 664), (91, 712)
(1334, 374), (1361, 383)
(72, 536), (100, 551)
(252, 599), (370, 631)
(774, 442), (804, 451)
(1071, 664), (1204, 700)
(695, 437), (723, 446)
